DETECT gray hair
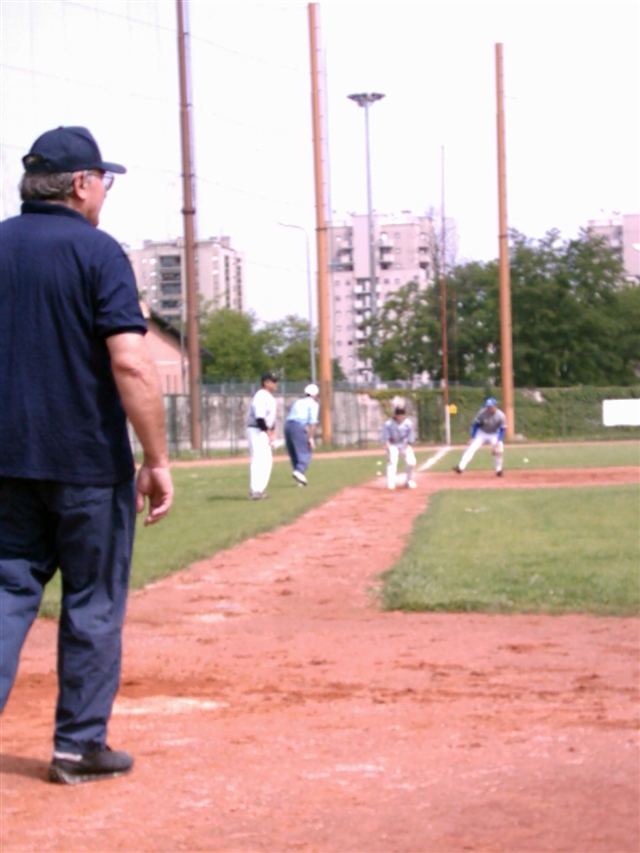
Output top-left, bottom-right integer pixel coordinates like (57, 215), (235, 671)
(20, 171), (77, 201)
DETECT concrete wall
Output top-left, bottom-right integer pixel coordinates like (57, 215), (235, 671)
(129, 391), (415, 455)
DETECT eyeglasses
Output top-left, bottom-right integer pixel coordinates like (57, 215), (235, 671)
(86, 170), (114, 192)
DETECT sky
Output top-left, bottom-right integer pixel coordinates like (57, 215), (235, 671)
(1, 0), (638, 323)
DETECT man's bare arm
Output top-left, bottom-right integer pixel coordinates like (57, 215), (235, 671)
(106, 332), (173, 525)
(306, 423), (316, 448)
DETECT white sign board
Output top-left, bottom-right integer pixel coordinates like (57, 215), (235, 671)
(602, 399), (640, 427)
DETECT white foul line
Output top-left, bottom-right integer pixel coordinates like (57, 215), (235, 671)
(418, 446), (451, 472)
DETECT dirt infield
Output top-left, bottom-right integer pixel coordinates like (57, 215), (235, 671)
(1, 465), (639, 852)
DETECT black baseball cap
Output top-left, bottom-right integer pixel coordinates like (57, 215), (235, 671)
(261, 371), (278, 384)
(22, 126), (126, 175)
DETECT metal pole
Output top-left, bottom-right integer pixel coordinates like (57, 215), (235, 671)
(363, 101), (376, 318)
(303, 229), (316, 384)
(278, 222), (316, 383)
(495, 43), (515, 439)
(347, 92), (384, 386)
(440, 145), (450, 445)
(308, 2), (332, 444)
(176, 0), (201, 451)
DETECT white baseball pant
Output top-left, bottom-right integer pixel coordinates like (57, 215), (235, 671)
(458, 430), (503, 472)
(247, 427), (273, 495)
(386, 444), (416, 488)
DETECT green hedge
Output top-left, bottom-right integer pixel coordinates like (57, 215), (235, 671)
(370, 386), (640, 443)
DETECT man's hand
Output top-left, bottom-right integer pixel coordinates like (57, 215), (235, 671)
(308, 437), (315, 450)
(107, 333), (172, 524)
(492, 441), (504, 456)
(135, 462), (174, 526)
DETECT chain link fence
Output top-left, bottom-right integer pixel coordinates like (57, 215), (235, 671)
(129, 385), (640, 457)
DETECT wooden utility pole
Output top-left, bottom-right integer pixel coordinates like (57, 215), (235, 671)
(177, 0), (201, 450)
(495, 43), (515, 439)
(308, 2), (332, 444)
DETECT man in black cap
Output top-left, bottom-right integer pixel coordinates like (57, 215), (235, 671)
(246, 371), (279, 499)
(0, 126), (174, 784)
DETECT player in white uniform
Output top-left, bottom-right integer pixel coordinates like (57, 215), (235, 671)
(246, 372), (278, 499)
(382, 406), (417, 490)
(453, 397), (507, 477)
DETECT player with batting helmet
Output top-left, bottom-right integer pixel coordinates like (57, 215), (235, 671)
(453, 397), (507, 476)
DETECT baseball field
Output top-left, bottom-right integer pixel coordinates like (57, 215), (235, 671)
(2, 441), (638, 852)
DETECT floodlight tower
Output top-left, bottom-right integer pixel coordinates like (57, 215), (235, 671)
(347, 92), (385, 318)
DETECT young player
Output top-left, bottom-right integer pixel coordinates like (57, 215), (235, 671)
(453, 397), (507, 476)
(382, 406), (417, 490)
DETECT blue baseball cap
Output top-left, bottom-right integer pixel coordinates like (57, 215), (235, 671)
(485, 397), (497, 407)
(22, 126), (126, 175)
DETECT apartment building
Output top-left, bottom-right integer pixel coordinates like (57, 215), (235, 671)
(128, 237), (244, 324)
(586, 213), (640, 283)
(329, 213), (437, 382)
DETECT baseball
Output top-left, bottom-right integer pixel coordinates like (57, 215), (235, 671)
(523, 457), (529, 463)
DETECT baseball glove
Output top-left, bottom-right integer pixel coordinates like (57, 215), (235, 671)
(492, 441), (504, 456)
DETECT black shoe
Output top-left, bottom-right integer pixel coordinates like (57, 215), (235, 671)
(453, 465), (462, 474)
(496, 470), (504, 477)
(49, 747), (133, 785)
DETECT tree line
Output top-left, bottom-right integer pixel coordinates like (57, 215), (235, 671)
(196, 229), (639, 387)
(359, 229), (640, 386)
(198, 310), (344, 383)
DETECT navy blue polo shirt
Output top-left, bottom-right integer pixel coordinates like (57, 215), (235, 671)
(0, 201), (147, 485)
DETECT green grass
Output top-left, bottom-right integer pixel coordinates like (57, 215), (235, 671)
(37, 443), (640, 618)
(38, 450), (431, 617)
(433, 440), (639, 472)
(381, 484), (640, 616)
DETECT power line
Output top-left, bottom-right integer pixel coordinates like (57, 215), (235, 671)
(189, 32), (304, 73)
(60, 1), (306, 73)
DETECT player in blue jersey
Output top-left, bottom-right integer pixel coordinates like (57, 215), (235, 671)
(453, 397), (507, 476)
(284, 384), (320, 486)
(382, 406), (417, 490)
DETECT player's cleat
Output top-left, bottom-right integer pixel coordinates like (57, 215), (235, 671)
(250, 491), (269, 500)
(406, 480), (417, 489)
(453, 465), (462, 474)
(292, 470), (308, 486)
(387, 483), (396, 490)
(49, 747), (133, 785)
(496, 470), (504, 477)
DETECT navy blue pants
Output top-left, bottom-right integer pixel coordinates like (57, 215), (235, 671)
(284, 420), (313, 474)
(0, 477), (136, 753)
